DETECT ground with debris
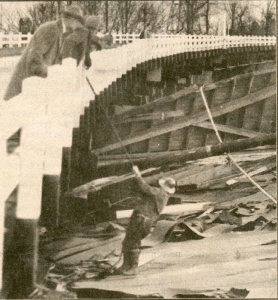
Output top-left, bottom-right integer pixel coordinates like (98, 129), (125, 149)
(34, 149), (277, 299)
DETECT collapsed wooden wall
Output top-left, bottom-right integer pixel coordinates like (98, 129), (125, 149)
(59, 46), (276, 224)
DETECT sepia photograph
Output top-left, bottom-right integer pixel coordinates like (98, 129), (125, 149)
(0, 0), (276, 299)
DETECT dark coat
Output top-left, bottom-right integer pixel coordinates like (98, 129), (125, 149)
(87, 33), (116, 53)
(61, 27), (91, 68)
(4, 20), (64, 100)
(4, 21), (91, 100)
(88, 33), (103, 52)
(122, 176), (169, 250)
(133, 176), (169, 223)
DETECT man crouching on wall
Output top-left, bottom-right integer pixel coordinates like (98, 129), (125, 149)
(116, 165), (176, 276)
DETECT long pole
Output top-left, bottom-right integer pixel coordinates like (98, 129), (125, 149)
(105, 0), (108, 33)
(125, 1), (128, 34)
(98, 134), (276, 169)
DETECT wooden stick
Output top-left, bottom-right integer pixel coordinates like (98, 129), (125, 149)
(194, 121), (265, 138)
(65, 167), (159, 198)
(227, 154), (277, 204)
(98, 135), (276, 169)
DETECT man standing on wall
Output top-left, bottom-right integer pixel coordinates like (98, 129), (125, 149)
(4, 6), (87, 100)
(116, 165), (176, 276)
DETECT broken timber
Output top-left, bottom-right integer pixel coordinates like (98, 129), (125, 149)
(68, 135), (275, 198)
(92, 78), (276, 155)
(98, 134), (276, 169)
(92, 84), (276, 155)
(66, 167), (158, 198)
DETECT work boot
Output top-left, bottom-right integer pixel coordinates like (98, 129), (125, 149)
(123, 250), (139, 276)
(114, 252), (131, 274)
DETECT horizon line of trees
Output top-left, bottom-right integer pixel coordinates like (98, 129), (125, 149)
(1, 1), (276, 37)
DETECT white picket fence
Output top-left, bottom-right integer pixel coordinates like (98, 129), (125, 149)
(0, 32), (276, 48)
(0, 33), (276, 292)
(87, 36), (276, 94)
(0, 33), (32, 48)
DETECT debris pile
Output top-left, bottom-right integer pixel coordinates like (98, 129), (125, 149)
(38, 149), (276, 298)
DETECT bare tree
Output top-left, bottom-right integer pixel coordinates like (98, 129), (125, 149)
(26, 1), (59, 32)
(204, 0), (210, 34)
(223, 1), (250, 35)
(262, 0), (276, 36)
(185, 0), (207, 34)
(1, 4), (26, 33)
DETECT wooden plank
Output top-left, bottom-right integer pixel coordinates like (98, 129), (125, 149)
(116, 202), (209, 219)
(92, 84), (276, 155)
(98, 151), (185, 161)
(69, 128), (81, 189)
(259, 95), (276, 133)
(205, 81), (234, 145)
(128, 121), (150, 153)
(185, 90), (211, 150)
(195, 121), (266, 138)
(146, 164), (215, 186)
(56, 235), (124, 265)
(177, 157), (276, 187)
(66, 167), (159, 198)
(168, 93), (195, 151)
(111, 87), (196, 123)
(148, 101), (174, 152)
(256, 60), (276, 71)
(242, 101), (265, 132)
(98, 135), (276, 170)
(72, 231), (276, 298)
(111, 68), (275, 124)
(223, 75), (252, 142)
(113, 110), (186, 123)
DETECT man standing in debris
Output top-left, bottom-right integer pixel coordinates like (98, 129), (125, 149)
(4, 6), (87, 100)
(117, 165), (176, 276)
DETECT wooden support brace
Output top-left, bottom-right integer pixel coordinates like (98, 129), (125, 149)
(98, 134), (276, 169)
(92, 84), (276, 155)
(194, 122), (266, 138)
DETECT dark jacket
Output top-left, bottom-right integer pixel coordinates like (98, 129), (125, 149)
(4, 20), (64, 100)
(4, 21), (91, 100)
(87, 33), (116, 53)
(61, 27), (91, 68)
(133, 175), (169, 223)
(122, 175), (169, 250)
(87, 33), (103, 52)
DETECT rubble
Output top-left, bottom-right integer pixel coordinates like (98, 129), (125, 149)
(36, 63), (278, 296)
(37, 149), (276, 298)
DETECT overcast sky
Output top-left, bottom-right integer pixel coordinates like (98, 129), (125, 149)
(0, 0), (274, 28)
(0, 0), (272, 13)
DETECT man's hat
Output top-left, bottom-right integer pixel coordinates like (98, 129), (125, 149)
(62, 6), (84, 25)
(85, 16), (101, 30)
(158, 177), (176, 194)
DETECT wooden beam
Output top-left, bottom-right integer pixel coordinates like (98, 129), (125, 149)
(113, 110), (185, 123)
(116, 202), (209, 219)
(111, 68), (275, 124)
(194, 122), (266, 138)
(111, 87), (196, 123)
(65, 167), (159, 198)
(98, 135), (276, 170)
(98, 151), (190, 161)
(98, 147), (276, 162)
(92, 84), (276, 155)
